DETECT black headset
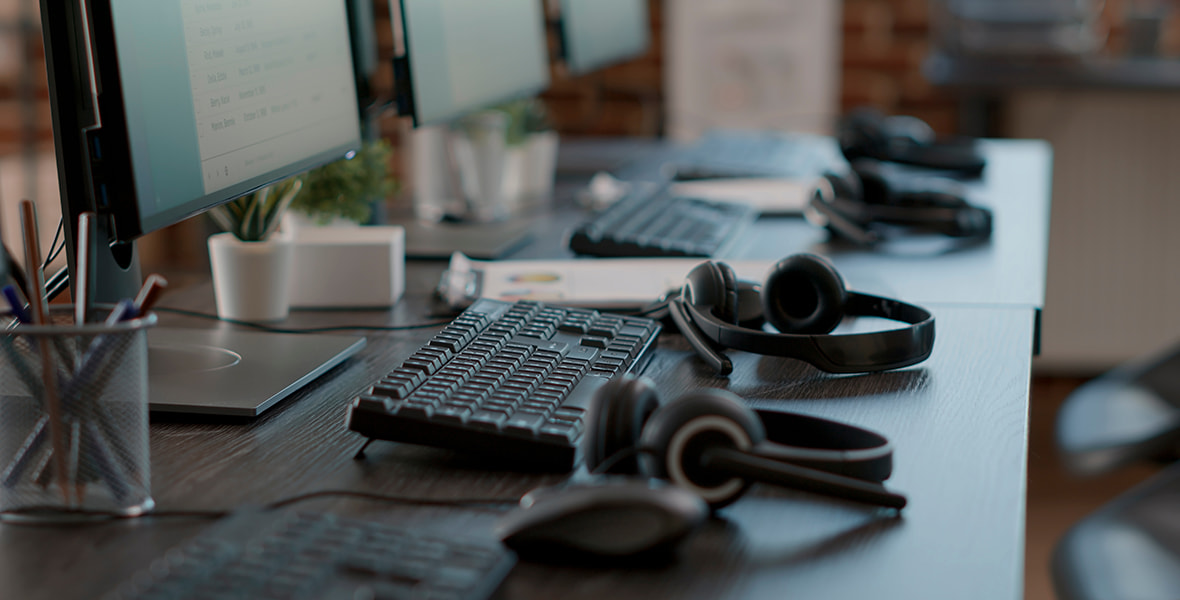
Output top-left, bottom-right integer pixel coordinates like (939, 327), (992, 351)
(806, 160), (993, 246)
(584, 375), (907, 509)
(838, 106), (986, 176)
(667, 253), (935, 376)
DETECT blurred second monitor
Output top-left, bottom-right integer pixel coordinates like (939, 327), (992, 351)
(554, 0), (651, 75)
(392, 0), (552, 258)
(392, 0), (550, 126)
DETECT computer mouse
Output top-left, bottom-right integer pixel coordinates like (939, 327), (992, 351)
(495, 478), (708, 561)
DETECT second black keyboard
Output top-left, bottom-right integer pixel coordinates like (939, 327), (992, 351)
(567, 185), (758, 258)
(101, 509), (515, 600)
(347, 299), (660, 469)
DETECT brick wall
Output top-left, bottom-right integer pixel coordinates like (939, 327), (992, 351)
(843, 0), (958, 134)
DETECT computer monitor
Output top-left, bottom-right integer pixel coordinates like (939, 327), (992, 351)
(40, 0), (367, 417)
(391, 0), (551, 126)
(554, 0), (650, 75)
(346, 0), (383, 140)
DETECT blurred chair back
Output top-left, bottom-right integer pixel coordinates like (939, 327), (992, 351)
(1053, 343), (1180, 599)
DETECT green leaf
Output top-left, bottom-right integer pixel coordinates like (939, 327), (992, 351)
(291, 139), (397, 225)
(209, 175), (305, 242)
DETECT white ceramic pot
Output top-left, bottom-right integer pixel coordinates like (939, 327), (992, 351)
(521, 130), (559, 204)
(207, 231), (294, 322)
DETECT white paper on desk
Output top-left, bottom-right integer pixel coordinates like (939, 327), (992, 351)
(459, 255), (777, 308)
(670, 177), (821, 215)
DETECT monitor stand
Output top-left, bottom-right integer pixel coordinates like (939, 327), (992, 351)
(58, 203), (366, 419)
(146, 327), (366, 418)
(395, 217), (536, 260)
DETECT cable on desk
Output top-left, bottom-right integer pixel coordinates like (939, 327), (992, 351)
(152, 306), (453, 333)
(0, 490), (520, 524)
(589, 445), (660, 475)
(264, 489), (518, 510)
(0, 506), (230, 522)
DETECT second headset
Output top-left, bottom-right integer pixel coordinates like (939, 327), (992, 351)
(667, 253), (935, 376)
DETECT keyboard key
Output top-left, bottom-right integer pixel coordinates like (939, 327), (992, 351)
(580, 336), (609, 349)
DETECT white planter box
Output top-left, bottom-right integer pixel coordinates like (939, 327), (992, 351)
(287, 225), (405, 308)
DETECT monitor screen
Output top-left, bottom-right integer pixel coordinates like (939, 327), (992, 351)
(394, 0), (550, 126)
(100, 0), (362, 241)
(557, 0), (650, 75)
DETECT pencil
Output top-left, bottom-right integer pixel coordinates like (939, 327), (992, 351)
(19, 199), (70, 505)
(132, 274), (168, 316)
(74, 213), (94, 326)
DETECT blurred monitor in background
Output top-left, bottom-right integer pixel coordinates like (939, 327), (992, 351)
(931, 0), (1106, 58)
(391, 0), (550, 126)
(553, 0), (650, 75)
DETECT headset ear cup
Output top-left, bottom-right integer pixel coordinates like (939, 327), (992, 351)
(584, 375), (661, 474)
(683, 260), (728, 316)
(716, 262), (740, 325)
(762, 254), (848, 334)
(732, 280), (765, 327)
(638, 388), (765, 508)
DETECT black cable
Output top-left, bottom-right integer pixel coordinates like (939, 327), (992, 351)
(590, 445), (659, 475)
(264, 489), (517, 510)
(0, 489), (519, 523)
(0, 506), (229, 521)
(42, 266), (69, 302)
(42, 218), (65, 268)
(152, 306), (453, 333)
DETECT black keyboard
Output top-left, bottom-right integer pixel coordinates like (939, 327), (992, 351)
(567, 185), (758, 257)
(101, 509), (515, 600)
(347, 299), (660, 469)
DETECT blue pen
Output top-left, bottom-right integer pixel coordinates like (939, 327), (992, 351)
(2, 284), (31, 325)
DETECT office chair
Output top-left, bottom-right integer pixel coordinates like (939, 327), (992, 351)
(1052, 343), (1180, 600)
(1051, 462), (1180, 600)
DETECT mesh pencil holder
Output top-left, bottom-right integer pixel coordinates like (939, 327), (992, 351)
(0, 306), (157, 521)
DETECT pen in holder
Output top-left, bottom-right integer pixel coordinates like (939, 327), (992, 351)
(0, 305), (157, 520)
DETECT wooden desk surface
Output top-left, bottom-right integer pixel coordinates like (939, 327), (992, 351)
(0, 140), (1047, 600)
(0, 295), (1035, 600)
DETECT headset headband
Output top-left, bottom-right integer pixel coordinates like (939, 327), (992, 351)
(682, 291), (934, 373)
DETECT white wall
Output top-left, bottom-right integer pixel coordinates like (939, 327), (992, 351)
(664, 0), (841, 141)
(0, 153), (63, 272)
(1007, 90), (1180, 373)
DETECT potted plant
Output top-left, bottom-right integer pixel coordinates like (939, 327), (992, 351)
(286, 139), (397, 228)
(206, 176), (304, 321)
(500, 98), (559, 211)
